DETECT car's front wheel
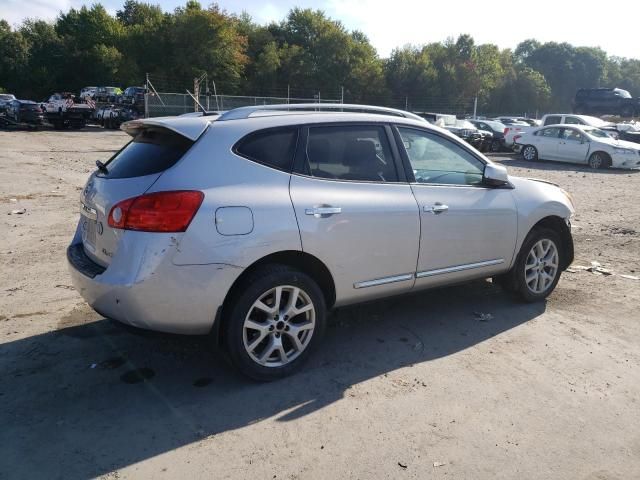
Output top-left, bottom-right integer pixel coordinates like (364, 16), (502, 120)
(588, 151), (610, 169)
(511, 228), (563, 302)
(522, 145), (538, 161)
(223, 265), (326, 381)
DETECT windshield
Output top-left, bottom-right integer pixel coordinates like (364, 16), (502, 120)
(584, 128), (611, 139)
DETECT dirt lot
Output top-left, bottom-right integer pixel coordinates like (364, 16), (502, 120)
(1, 129), (639, 480)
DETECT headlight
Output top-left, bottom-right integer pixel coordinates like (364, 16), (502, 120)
(613, 147), (636, 155)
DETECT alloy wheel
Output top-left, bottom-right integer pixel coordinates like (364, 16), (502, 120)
(589, 153), (603, 169)
(523, 146), (536, 161)
(243, 285), (316, 367)
(524, 239), (559, 294)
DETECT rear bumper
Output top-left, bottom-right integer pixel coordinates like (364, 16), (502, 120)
(67, 241), (242, 335)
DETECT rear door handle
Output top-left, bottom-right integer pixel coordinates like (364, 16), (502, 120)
(425, 203), (448, 214)
(305, 206), (342, 217)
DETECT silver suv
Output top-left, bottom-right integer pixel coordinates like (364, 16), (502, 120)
(67, 104), (575, 380)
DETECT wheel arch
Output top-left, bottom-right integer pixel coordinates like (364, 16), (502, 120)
(213, 250), (336, 345)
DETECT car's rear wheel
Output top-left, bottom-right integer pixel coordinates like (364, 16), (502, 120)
(508, 227), (563, 302)
(490, 139), (502, 152)
(522, 145), (538, 161)
(223, 265), (326, 381)
(588, 151), (610, 169)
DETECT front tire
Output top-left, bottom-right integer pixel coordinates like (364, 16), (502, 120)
(522, 145), (538, 161)
(510, 227), (563, 302)
(490, 139), (502, 153)
(223, 265), (326, 381)
(588, 151), (610, 169)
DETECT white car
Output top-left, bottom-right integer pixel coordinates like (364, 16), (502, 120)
(515, 124), (640, 169)
(504, 114), (615, 148)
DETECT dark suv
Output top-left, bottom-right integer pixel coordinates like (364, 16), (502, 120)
(573, 88), (639, 117)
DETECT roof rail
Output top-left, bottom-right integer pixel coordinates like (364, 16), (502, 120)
(217, 103), (427, 123)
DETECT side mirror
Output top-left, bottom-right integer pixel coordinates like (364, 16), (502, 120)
(483, 163), (509, 187)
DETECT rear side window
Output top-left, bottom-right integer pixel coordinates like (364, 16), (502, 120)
(304, 125), (398, 182)
(234, 128), (298, 171)
(102, 127), (193, 179)
(544, 115), (561, 126)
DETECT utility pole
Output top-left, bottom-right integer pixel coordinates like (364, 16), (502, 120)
(144, 73), (149, 118)
(405, 96), (408, 111)
(473, 96), (478, 119)
(341, 86), (344, 104)
(287, 85), (290, 104)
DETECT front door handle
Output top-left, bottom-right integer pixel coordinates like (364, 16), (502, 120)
(305, 206), (342, 217)
(425, 203), (449, 214)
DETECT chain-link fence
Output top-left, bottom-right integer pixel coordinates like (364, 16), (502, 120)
(145, 92), (340, 117)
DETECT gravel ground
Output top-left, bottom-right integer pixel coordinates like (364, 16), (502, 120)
(1, 129), (639, 480)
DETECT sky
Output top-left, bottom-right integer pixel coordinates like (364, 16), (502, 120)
(1, 0), (639, 59)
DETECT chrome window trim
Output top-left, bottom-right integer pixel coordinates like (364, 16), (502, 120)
(416, 259), (504, 278)
(354, 273), (414, 289)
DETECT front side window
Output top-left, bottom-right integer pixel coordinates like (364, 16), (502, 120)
(304, 125), (398, 182)
(397, 127), (484, 186)
(561, 128), (584, 142)
(234, 128), (298, 171)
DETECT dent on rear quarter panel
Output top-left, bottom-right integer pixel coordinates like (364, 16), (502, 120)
(147, 122), (302, 267)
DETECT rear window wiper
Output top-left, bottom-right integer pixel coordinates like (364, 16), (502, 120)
(96, 160), (109, 175)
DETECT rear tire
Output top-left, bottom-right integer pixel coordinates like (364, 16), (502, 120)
(223, 265), (326, 381)
(522, 145), (538, 161)
(490, 139), (502, 152)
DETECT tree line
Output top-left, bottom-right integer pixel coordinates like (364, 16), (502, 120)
(1, 0), (639, 115)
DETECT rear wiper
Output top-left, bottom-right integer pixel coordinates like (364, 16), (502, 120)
(95, 160), (109, 174)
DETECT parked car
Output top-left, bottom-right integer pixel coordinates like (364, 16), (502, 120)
(496, 116), (540, 127)
(443, 119), (487, 151)
(95, 105), (140, 129)
(515, 124), (640, 169)
(94, 86), (122, 103)
(0, 93), (16, 113)
(6, 99), (45, 124)
(504, 114), (615, 148)
(573, 88), (640, 118)
(80, 86), (97, 100)
(611, 123), (640, 144)
(120, 86), (145, 107)
(67, 103), (575, 380)
(470, 119), (507, 152)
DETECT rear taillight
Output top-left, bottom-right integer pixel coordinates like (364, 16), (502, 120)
(108, 190), (204, 232)
(504, 128), (509, 135)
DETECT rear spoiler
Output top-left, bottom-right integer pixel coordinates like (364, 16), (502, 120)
(121, 116), (213, 141)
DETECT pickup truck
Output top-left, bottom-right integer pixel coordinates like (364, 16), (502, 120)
(42, 92), (93, 129)
(504, 114), (612, 148)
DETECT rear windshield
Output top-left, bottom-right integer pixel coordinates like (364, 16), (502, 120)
(101, 127), (193, 179)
